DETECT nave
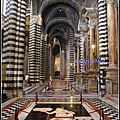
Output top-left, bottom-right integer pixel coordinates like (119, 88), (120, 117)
(2, 79), (118, 120)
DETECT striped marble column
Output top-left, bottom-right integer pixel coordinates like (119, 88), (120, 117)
(76, 40), (80, 73)
(29, 16), (37, 84)
(23, 45), (28, 76)
(98, 0), (109, 95)
(40, 34), (47, 83)
(79, 32), (83, 72)
(46, 45), (50, 80)
(60, 50), (65, 79)
(66, 29), (74, 81)
(36, 20), (41, 84)
(49, 44), (52, 76)
(74, 46), (77, 74)
(69, 29), (74, 81)
(29, 15), (42, 84)
(82, 36), (86, 71)
(86, 35), (90, 71)
(2, 0), (27, 97)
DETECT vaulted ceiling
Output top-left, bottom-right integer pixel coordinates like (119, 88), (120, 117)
(36, 0), (97, 54)
(42, 2), (79, 45)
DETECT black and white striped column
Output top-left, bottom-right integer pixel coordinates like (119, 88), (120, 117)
(29, 16), (37, 84)
(69, 29), (74, 81)
(66, 29), (74, 81)
(46, 44), (51, 80)
(98, 0), (109, 95)
(74, 46), (77, 74)
(40, 34), (47, 83)
(2, 0), (27, 97)
(36, 21), (41, 84)
(82, 36), (86, 71)
(76, 38), (80, 73)
(79, 31), (83, 72)
(29, 15), (42, 84)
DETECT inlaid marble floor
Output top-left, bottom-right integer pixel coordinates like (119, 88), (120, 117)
(24, 103), (91, 120)
(2, 80), (119, 120)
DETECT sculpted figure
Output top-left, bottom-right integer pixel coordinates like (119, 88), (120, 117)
(33, 107), (75, 120)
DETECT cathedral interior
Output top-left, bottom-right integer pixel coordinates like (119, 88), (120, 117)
(1, 0), (119, 120)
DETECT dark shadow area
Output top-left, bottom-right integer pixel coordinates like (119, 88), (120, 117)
(2, 93), (11, 103)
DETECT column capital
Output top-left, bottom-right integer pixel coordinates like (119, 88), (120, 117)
(74, 33), (80, 37)
(82, 36), (87, 41)
(89, 24), (95, 29)
(37, 14), (42, 25)
(105, 0), (116, 4)
(41, 34), (45, 40)
(83, 8), (97, 19)
(31, 15), (37, 23)
(30, 15), (42, 25)
(44, 34), (48, 41)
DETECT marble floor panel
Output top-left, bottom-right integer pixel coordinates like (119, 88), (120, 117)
(2, 98), (32, 120)
(85, 98), (119, 120)
(1, 97), (101, 120)
(24, 103), (92, 120)
(2, 97), (118, 120)
(2, 80), (119, 120)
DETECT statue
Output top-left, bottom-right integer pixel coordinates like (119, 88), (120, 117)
(33, 107), (75, 120)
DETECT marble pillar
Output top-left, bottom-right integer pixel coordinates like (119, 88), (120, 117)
(82, 37), (86, 72)
(77, 44), (80, 73)
(60, 50), (65, 79)
(104, 0), (118, 84)
(89, 25), (96, 70)
(106, 0), (117, 67)
(24, 45), (28, 76)
(49, 44), (52, 76)
(74, 46), (77, 74)
(46, 45), (50, 80)
(2, 0), (28, 98)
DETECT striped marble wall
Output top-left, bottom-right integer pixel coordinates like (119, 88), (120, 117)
(2, 0), (27, 97)
(98, 0), (109, 95)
